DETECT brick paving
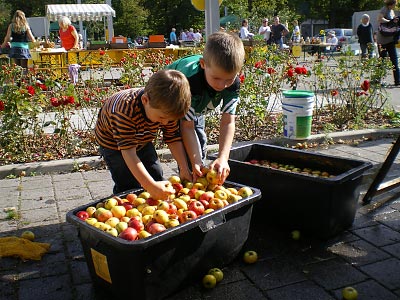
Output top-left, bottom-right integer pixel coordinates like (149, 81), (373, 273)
(0, 134), (400, 300)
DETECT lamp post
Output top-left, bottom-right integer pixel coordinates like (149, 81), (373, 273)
(205, 0), (220, 38)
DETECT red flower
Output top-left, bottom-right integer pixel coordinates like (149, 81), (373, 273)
(295, 66), (303, 74)
(27, 85), (35, 96)
(99, 50), (106, 56)
(0, 100), (4, 111)
(356, 91), (367, 97)
(239, 73), (245, 83)
(267, 67), (276, 74)
(287, 68), (294, 77)
(120, 57), (127, 63)
(330, 90), (339, 96)
(361, 80), (370, 91)
(50, 97), (60, 107)
(254, 61), (263, 69)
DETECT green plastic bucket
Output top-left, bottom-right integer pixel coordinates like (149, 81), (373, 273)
(282, 90), (315, 140)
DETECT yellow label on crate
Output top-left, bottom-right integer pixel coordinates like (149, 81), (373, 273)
(91, 248), (112, 284)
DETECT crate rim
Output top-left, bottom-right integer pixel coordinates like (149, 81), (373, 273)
(209, 142), (373, 184)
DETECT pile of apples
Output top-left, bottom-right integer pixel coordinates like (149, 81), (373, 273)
(75, 168), (254, 241)
(245, 159), (335, 178)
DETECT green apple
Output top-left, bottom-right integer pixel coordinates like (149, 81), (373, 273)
(85, 217), (98, 226)
(115, 221), (128, 233)
(21, 230), (35, 241)
(208, 268), (224, 283)
(105, 217), (120, 228)
(168, 175), (181, 184)
(106, 227), (118, 237)
(342, 286), (358, 300)
(202, 274), (217, 289)
(238, 186), (253, 198)
(291, 230), (301, 240)
(153, 210), (169, 224)
(104, 197), (118, 210)
(111, 205), (126, 218)
(243, 250), (258, 264)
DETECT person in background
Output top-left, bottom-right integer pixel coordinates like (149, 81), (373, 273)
(194, 29), (203, 43)
(377, 0), (400, 86)
(258, 18), (271, 43)
(187, 28), (195, 41)
(357, 14), (374, 59)
(270, 16), (289, 49)
(240, 19), (254, 40)
(58, 16), (79, 51)
(291, 20), (301, 43)
(180, 29), (187, 42)
(170, 27), (177, 45)
(166, 32), (246, 184)
(95, 69), (192, 199)
(1, 10), (36, 69)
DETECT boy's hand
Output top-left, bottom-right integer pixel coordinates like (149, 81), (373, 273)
(209, 159), (230, 185)
(147, 181), (175, 200)
(191, 163), (204, 182)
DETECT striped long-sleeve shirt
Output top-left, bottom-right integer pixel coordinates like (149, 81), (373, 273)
(95, 88), (182, 151)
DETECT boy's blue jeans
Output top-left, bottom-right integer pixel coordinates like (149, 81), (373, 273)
(193, 114), (207, 161)
(99, 142), (163, 194)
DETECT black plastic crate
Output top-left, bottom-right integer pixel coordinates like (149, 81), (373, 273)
(209, 143), (372, 239)
(66, 181), (261, 300)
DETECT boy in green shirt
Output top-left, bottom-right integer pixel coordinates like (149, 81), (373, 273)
(167, 31), (245, 185)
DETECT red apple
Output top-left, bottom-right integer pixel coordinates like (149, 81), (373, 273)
(199, 199), (210, 209)
(200, 191), (214, 202)
(97, 209), (113, 222)
(172, 183), (184, 194)
(128, 218), (145, 232)
(167, 203), (178, 215)
(126, 193), (137, 204)
(76, 211), (89, 221)
(119, 227), (138, 241)
(209, 198), (224, 210)
(188, 188), (198, 199)
(249, 159), (259, 164)
(122, 202), (133, 211)
(147, 222), (167, 234)
(188, 200), (205, 216)
(146, 197), (159, 206)
(179, 210), (198, 223)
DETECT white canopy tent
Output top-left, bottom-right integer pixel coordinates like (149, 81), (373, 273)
(45, 4), (116, 42)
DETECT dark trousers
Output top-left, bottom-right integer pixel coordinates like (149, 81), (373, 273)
(379, 41), (400, 85)
(99, 143), (163, 194)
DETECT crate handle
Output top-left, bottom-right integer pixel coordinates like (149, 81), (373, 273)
(199, 213), (226, 232)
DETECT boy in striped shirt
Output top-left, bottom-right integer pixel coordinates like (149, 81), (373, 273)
(95, 69), (192, 200)
(166, 31), (245, 185)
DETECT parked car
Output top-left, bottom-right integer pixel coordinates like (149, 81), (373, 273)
(324, 28), (353, 49)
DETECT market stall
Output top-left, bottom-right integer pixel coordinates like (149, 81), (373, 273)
(45, 3), (116, 43)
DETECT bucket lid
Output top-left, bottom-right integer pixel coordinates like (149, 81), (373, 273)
(282, 90), (314, 98)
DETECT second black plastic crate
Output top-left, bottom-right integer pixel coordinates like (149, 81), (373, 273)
(209, 143), (372, 239)
(66, 181), (261, 300)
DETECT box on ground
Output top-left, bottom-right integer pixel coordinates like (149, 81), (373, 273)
(66, 181), (261, 300)
(209, 143), (372, 239)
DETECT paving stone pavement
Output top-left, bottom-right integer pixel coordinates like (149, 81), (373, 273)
(0, 133), (400, 300)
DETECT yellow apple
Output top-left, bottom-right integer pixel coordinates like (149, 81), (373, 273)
(243, 250), (258, 264)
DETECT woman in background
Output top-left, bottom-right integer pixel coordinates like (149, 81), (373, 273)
(1, 10), (36, 69)
(376, 0), (400, 86)
(58, 16), (79, 51)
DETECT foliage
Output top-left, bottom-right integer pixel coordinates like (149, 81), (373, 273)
(0, 46), (397, 166)
(0, 0), (392, 42)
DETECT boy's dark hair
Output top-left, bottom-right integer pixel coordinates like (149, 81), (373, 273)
(145, 69), (191, 119)
(203, 31), (245, 73)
